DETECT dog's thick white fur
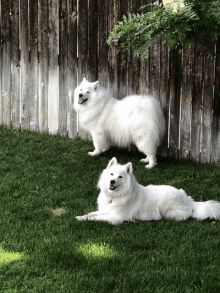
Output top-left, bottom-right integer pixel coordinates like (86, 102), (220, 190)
(76, 157), (220, 225)
(74, 78), (165, 168)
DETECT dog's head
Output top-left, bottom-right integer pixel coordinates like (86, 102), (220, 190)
(98, 157), (133, 196)
(74, 78), (99, 107)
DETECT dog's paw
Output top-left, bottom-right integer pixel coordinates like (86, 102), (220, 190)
(145, 162), (157, 169)
(140, 158), (149, 163)
(75, 215), (88, 221)
(88, 151), (99, 156)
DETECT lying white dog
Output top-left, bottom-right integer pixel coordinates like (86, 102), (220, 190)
(76, 157), (220, 225)
(74, 78), (165, 168)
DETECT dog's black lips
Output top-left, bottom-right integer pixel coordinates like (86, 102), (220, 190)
(78, 98), (88, 105)
(109, 185), (119, 190)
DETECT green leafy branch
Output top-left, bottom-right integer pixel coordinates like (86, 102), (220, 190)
(107, 0), (220, 59)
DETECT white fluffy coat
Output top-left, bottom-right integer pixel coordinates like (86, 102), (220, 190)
(74, 78), (165, 168)
(76, 158), (220, 224)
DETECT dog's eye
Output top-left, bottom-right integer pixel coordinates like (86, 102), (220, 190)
(119, 176), (122, 178)
(110, 173), (113, 176)
(87, 91), (90, 93)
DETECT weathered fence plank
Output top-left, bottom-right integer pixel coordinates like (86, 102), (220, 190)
(59, 0), (68, 136)
(11, 0), (21, 129)
(127, 0), (141, 96)
(38, 0), (49, 133)
(20, 0), (30, 130)
(169, 49), (181, 159)
(78, 0), (88, 82)
(98, 0), (109, 89)
(118, 0), (128, 99)
(191, 43), (203, 162)
(179, 43), (194, 160)
(211, 38), (220, 163)
(29, 0), (39, 131)
(67, 0), (77, 139)
(87, 0), (98, 82)
(139, 0), (151, 96)
(48, 0), (59, 134)
(108, 0), (119, 96)
(149, 37), (160, 98)
(159, 44), (169, 158)
(1, 0), (11, 126)
(201, 43), (215, 163)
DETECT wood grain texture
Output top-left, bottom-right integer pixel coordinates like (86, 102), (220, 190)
(11, 0), (21, 129)
(179, 43), (194, 160)
(48, 0), (59, 134)
(1, 0), (11, 126)
(38, 0), (49, 133)
(191, 42), (203, 162)
(29, 0), (39, 131)
(67, 0), (77, 138)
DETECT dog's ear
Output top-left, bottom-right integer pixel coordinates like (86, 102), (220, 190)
(107, 157), (117, 168)
(125, 162), (133, 174)
(83, 77), (87, 82)
(93, 81), (99, 90)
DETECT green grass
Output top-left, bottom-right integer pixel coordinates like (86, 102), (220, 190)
(0, 125), (220, 292)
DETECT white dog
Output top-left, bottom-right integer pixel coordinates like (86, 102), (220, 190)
(76, 157), (220, 225)
(74, 78), (165, 168)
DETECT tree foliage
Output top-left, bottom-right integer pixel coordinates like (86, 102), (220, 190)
(107, 0), (220, 59)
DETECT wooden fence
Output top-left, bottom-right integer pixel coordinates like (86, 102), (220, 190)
(0, 0), (220, 163)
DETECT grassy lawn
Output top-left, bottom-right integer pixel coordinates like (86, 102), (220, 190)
(0, 125), (220, 292)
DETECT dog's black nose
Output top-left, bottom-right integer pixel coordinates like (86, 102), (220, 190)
(79, 93), (83, 97)
(110, 180), (115, 184)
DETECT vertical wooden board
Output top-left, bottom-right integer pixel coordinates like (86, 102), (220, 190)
(149, 37), (160, 98)
(127, 0), (140, 96)
(67, 0), (77, 138)
(48, 0), (59, 134)
(11, 0), (21, 129)
(29, 0), (39, 131)
(108, 0), (119, 97)
(20, 0), (30, 130)
(117, 0), (128, 99)
(77, 0), (89, 138)
(1, 0), (11, 126)
(77, 0), (88, 82)
(168, 49), (181, 159)
(191, 43), (203, 162)
(211, 37), (220, 163)
(59, 0), (68, 136)
(0, 0), (2, 125)
(179, 43), (193, 160)
(38, 0), (49, 133)
(98, 0), (109, 89)
(139, 0), (151, 96)
(159, 44), (169, 158)
(87, 0), (98, 82)
(200, 46), (215, 163)
(140, 58), (150, 96)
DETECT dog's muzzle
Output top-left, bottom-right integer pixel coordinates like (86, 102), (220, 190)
(78, 97), (88, 105)
(109, 185), (119, 190)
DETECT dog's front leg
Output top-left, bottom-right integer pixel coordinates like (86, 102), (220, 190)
(88, 131), (110, 156)
(76, 211), (107, 221)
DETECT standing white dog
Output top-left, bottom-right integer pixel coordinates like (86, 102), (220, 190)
(76, 157), (220, 225)
(74, 78), (165, 168)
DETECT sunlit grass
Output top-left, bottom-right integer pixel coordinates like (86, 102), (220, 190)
(75, 242), (116, 259)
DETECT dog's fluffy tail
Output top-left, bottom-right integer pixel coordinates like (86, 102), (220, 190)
(192, 200), (220, 220)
